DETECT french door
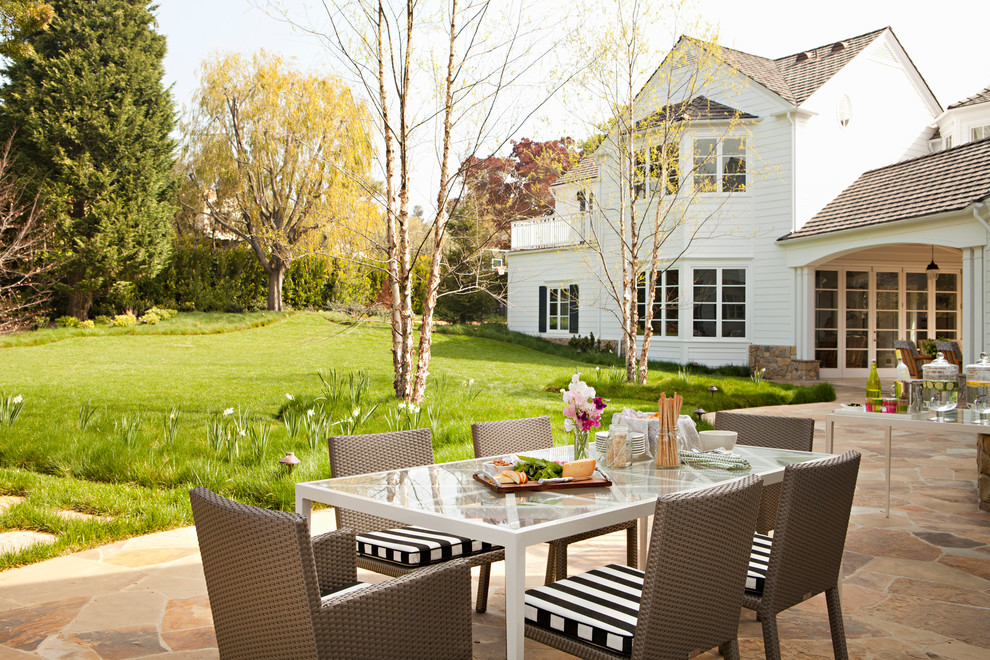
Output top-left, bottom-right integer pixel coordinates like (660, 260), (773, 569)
(815, 267), (960, 377)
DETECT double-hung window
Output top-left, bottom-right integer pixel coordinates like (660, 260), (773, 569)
(633, 143), (679, 199)
(539, 284), (578, 334)
(692, 268), (746, 338)
(636, 269), (679, 336)
(972, 125), (990, 142)
(548, 287), (570, 331)
(693, 137), (746, 192)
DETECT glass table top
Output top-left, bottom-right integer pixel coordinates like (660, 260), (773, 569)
(299, 445), (831, 531)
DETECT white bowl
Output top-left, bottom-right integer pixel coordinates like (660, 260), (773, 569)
(483, 459), (516, 475)
(699, 430), (738, 452)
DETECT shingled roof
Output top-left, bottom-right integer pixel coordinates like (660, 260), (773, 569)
(693, 27), (888, 106)
(635, 96), (757, 130)
(948, 84), (990, 110)
(553, 155), (598, 186)
(779, 138), (990, 241)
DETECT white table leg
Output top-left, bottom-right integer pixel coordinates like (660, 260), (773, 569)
(296, 493), (312, 525)
(885, 425), (892, 518)
(638, 516), (649, 569)
(505, 542), (527, 660)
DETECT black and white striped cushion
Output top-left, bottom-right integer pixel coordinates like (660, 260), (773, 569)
(524, 564), (643, 655)
(746, 533), (772, 594)
(356, 526), (496, 567)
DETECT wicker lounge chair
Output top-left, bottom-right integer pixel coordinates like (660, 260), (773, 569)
(893, 339), (933, 378)
(714, 411), (815, 534)
(741, 450), (861, 660)
(189, 487), (472, 659)
(524, 474), (764, 659)
(328, 428), (503, 613)
(471, 416), (637, 583)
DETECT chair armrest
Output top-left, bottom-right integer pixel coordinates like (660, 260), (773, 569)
(314, 558), (472, 658)
(311, 528), (357, 594)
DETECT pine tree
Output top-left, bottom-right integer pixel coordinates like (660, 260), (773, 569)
(1, 0), (176, 318)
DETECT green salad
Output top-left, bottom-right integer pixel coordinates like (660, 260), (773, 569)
(513, 455), (564, 481)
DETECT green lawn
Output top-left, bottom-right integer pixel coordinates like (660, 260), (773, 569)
(0, 311), (831, 568)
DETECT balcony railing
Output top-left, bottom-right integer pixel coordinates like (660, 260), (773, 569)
(510, 213), (588, 251)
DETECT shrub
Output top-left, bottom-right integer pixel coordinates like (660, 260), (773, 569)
(112, 313), (137, 327)
(789, 382), (836, 404)
(93, 315), (111, 326)
(31, 315), (49, 330)
(178, 301), (196, 312)
(568, 333), (608, 354)
(55, 315), (79, 328)
(78, 320), (95, 329)
(139, 312), (160, 325)
(146, 306), (176, 320)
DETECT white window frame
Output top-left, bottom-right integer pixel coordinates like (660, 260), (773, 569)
(971, 125), (990, 142)
(546, 285), (571, 332)
(632, 142), (680, 200)
(691, 267), (747, 339)
(636, 269), (680, 338)
(693, 136), (747, 194)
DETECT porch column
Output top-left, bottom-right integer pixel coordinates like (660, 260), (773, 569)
(961, 246), (986, 365)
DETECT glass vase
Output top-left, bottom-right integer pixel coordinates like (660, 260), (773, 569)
(573, 428), (590, 460)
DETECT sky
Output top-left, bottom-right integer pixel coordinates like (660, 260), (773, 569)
(156, 0), (989, 208)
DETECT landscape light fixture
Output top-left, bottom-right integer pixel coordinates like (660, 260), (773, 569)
(279, 451), (301, 473)
(693, 406), (706, 420)
(926, 245), (940, 285)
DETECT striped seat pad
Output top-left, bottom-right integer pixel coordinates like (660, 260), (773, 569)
(356, 526), (496, 567)
(524, 564), (643, 655)
(320, 581), (371, 605)
(746, 533), (772, 594)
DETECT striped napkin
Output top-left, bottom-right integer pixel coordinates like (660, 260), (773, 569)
(679, 449), (751, 471)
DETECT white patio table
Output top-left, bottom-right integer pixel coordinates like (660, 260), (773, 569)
(825, 407), (990, 516)
(296, 444), (832, 659)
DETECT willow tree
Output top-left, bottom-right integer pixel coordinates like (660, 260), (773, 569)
(181, 51), (375, 311)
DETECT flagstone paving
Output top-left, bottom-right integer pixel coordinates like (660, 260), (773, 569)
(1, 383), (988, 658)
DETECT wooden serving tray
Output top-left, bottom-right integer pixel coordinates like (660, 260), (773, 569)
(473, 471), (612, 493)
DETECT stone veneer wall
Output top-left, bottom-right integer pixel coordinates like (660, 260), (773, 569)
(749, 345), (820, 381)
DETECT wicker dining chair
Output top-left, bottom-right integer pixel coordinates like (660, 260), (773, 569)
(189, 487), (472, 660)
(714, 411), (815, 534)
(741, 451), (861, 660)
(328, 428), (503, 613)
(524, 474), (764, 659)
(471, 416), (638, 583)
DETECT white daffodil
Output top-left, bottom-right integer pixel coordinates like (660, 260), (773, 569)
(238, 429), (246, 437)
(12, 395), (23, 404)
(286, 393), (294, 401)
(469, 378), (475, 385)
(223, 408), (234, 416)
(409, 404), (420, 414)
(307, 409), (315, 418)
(352, 407), (360, 417)
(398, 401), (407, 410)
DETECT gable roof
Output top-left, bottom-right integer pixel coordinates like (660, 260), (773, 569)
(635, 96), (757, 130)
(779, 138), (990, 241)
(693, 27), (887, 106)
(948, 84), (990, 109)
(553, 155), (598, 186)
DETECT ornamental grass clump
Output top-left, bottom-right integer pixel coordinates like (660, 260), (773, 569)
(162, 406), (180, 443)
(78, 400), (99, 431)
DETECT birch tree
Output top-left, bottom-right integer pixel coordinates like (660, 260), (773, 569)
(181, 51), (375, 311)
(571, 0), (744, 383)
(309, 0), (562, 402)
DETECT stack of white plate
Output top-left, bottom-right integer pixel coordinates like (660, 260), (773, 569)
(595, 431), (647, 456)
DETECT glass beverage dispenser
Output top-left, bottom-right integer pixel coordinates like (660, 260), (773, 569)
(965, 352), (990, 423)
(922, 352), (959, 421)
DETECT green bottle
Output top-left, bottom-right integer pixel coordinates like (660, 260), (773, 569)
(866, 361), (882, 411)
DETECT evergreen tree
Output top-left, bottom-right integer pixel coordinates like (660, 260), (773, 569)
(1, 0), (176, 318)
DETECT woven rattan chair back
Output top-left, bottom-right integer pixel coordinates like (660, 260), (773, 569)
(328, 429), (433, 535)
(935, 340), (963, 367)
(631, 474), (763, 659)
(471, 416), (553, 458)
(764, 450), (861, 610)
(714, 411), (814, 451)
(190, 487), (321, 659)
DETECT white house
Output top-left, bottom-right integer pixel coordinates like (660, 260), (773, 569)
(506, 27), (990, 380)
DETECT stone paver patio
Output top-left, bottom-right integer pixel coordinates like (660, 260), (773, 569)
(1, 383), (988, 659)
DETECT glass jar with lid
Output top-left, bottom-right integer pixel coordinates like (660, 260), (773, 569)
(922, 352), (959, 421)
(965, 352), (990, 423)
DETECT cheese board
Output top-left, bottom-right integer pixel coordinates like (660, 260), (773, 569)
(473, 470), (613, 493)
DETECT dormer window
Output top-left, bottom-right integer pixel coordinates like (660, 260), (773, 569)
(972, 125), (990, 142)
